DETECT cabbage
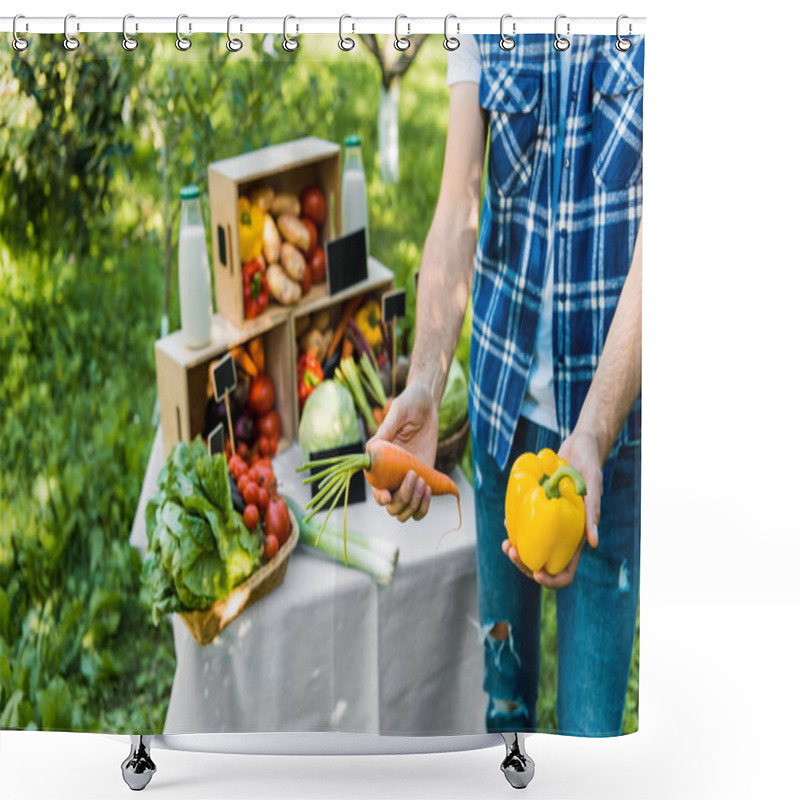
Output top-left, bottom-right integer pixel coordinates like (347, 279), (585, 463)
(438, 359), (468, 440)
(299, 380), (361, 460)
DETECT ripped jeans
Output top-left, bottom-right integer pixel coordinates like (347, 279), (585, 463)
(472, 417), (640, 736)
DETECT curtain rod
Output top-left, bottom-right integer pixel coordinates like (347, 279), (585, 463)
(1, 15), (646, 36)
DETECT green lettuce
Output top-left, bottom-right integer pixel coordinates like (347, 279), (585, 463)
(143, 438), (261, 625)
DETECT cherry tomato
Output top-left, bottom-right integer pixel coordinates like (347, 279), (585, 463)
(308, 247), (326, 285)
(251, 460), (276, 493)
(243, 504), (260, 531)
(243, 482), (259, 506)
(237, 442), (250, 458)
(248, 373), (275, 416)
(264, 534), (279, 560)
(237, 475), (249, 496)
(257, 410), (281, 441)
(300, 186), (326, 226)
(258, 435), (271, 457)
(257, 487), (270, 511)
(300, 217), (318, 255)
(268, 495), (291, 546)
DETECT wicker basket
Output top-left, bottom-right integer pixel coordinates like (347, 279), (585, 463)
(179, 510), (299, 645)
(434, 417), (470, 475)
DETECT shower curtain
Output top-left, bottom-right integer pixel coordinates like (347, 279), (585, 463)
(0, 27), (643, 740)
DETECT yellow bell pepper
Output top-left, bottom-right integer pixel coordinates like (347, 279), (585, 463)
(354, 300), (383, 349)
(505, 448), (587, 575)
(238, 196), (265, 264)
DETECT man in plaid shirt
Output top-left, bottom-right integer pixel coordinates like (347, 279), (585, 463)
(371, 33), (643, 736)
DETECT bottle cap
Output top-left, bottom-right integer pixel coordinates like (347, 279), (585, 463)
(180, 185), (200, 200)
(344, 135), (362, 148)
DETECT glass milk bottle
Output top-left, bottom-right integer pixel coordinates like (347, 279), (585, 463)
(341, 135), (370, 253)
(178, 185), (212, 349)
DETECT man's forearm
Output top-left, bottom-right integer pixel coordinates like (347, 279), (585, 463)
(574, 223), (643, 463)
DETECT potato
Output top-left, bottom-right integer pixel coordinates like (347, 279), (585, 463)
(280, 242), (306, 283)
(262, 213), (281, 264)
(300, 328), (324, 358)
(266, 264), (302, 306)
(311, 309), (331, 332)
(277, 213), (311, 252)
(251, 186), (275, 214)
(270, 193), (301, 217)
(295, 314), (312, 338)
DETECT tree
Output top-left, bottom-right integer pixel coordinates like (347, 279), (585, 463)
(357, 35), (429, 184)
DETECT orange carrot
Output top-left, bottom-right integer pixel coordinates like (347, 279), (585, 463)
(326, 293), (364, 362)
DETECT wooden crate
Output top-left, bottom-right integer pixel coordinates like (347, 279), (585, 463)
(155, 310), (297, 457)
(291, 257), (394, 425)
(209, 137), (342, 328)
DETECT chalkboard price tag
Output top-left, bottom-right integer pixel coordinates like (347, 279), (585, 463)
(325, 229), (368, 296)
(382, 288), (407, 324)
(212, 352), (237, 403)
(208, 423), (225, 456)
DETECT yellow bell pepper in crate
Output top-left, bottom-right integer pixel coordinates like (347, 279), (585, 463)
(238, 196), (265, 264)
(354, 299), (383, 349)
(505, 448), (587, 575)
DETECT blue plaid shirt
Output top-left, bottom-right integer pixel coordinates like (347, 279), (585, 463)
(469, 34), (644, 469)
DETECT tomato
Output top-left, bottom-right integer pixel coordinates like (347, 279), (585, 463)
(250, 460), (276, 493)
(308, 247), (326, 285)
(243, 482), (259, 506)
(300, 217), (318, 255)
(268, 495), (291, 546)
(257, 487), (270, 511)
(237, 474), (249, 496)
(243, 504), (260, 531)
(300, 186), (326, 226)
(237, 441), (250, 458)
(248, 373), (275, 415)
(258, 435), (272, 457)
(264, 534), (279, 560)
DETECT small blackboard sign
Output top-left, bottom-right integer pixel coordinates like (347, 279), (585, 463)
(325, 229), (368, 296)
(208, 423), (225, 456)
(382, 288), (407, 324)
(212, 352), (237, 403)
(308, 441), (366, 508)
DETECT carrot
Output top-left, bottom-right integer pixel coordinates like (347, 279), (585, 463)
(326, 293), (364, 362)
(296, 440), (461, 563)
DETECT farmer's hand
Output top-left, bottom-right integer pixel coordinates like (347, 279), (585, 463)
(502, 426), (603, 589)
(368, 381), (438, 522)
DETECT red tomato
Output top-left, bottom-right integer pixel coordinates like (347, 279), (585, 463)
(257, 487), (270, 511)
(308, 247), (326, 285)
(300, 186), (326, 226)
(268, 496), (291, 546)
(251, 460), (276, 493)
(264, 534), (279, 560)
(268, 436), (279, 457)
(248, 374), (275, 415)
(243, 504), (260, 531)
(237, 442), (250, 458)
(256, 412), (279, 440)
(259, 435), (273, 457)
(237, 475), (249, 496)
(300, 217), (318, 255)
(243, 482), (259, 506)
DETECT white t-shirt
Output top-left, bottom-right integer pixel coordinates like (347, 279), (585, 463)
(447, 35), (567, 433)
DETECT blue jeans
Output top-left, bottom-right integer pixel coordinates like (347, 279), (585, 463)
(472, 417), (640, 736)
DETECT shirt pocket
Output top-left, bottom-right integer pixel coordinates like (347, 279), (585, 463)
(480, 64), (543, 198)
(591, 44), (645, 192)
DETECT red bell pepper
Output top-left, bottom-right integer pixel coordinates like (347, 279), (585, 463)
(297, 353), (323, 411)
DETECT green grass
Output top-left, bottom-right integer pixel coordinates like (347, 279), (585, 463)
(0, 39), (637, 734)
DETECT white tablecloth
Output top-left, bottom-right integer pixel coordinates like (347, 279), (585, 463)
(130, 430), (486, 735)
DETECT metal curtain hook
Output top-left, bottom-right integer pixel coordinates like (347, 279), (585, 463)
(339, 15), (355, 51)
(12, 14), (29, 52)
(394, 15), (410, 51)
(443, 14), (460, 51)
(283, 15), (299, 51)
(176, 14), (192, 51)
(499, 14), (515, 51)
(616, 14), (632, 52)
(64, 13), (79, 51)
(122, 14), (138, 51)
(227, 15), (243, 52)
(554, 14), (570, 51)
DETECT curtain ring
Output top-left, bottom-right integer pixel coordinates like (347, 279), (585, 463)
(443, 14), (460, 51)
(227, 15), (243, 52)
(63, 13), (80, 51)
(122, 14), (138, 51)
(176, 14), (192, 51)
(616, 14), (632, 52)
(499, 14), (515, 51)
(338, 15), (355, 51)
(553, 14), (570, 51)
(12, 14), (29, 52)
(283, 15), (299, 51)
(394, 15), (410, 51)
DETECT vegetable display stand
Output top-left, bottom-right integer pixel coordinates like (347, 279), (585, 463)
(154, 311), (295, 455)
(179, 511), (299, 645)
(209, 137), (341, 327)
